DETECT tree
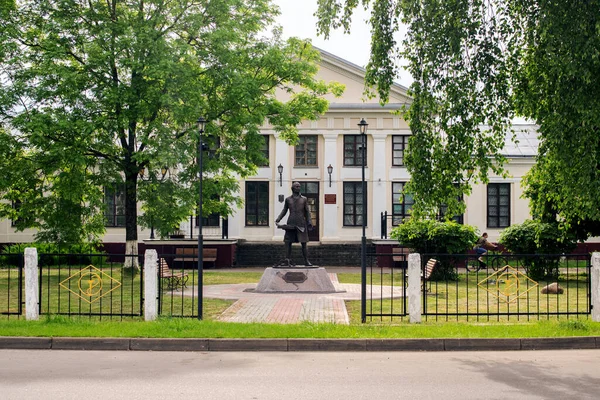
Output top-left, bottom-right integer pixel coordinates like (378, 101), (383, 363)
(0, 0), (343, 269)
(316, 0), (600, 236)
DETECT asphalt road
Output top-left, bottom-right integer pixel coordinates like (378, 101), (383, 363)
(1, 349), (599, 400)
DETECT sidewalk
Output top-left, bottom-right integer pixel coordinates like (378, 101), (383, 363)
(195, 273), (403, 324)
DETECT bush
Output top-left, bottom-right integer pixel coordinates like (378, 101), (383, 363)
(0, 242), (107, 267)
(499, 220), (577, 280)
(390, 219), (478, 280)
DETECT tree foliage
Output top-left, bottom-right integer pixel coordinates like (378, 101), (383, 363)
(317, 0), (600, 236)
(391, 219), (478, 279)
(0, 0), (343, 249)
(500, 219), (577, 280)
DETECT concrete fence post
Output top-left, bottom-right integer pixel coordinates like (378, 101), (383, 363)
(24, 247), (39, 321)
(592, 252), (600, 322)
(144, 250), (158, 321)
(408, 253), (422, 323)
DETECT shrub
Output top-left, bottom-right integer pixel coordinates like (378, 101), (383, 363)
(0, 242), (107, 267)
(499, 220), (577, 280)
(391, 219), (478, 280)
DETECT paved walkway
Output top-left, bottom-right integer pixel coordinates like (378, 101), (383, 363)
(182, 273), (404, 324)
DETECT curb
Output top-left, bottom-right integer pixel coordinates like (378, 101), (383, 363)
(1, 336), (600, 352)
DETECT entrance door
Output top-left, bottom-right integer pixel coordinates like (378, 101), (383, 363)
(299, 182), (319, 242)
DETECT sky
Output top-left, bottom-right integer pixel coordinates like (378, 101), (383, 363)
(273, 0), (413, 87)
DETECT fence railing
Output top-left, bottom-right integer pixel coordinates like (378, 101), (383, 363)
(0, 253), (23, 318)
(156, 253), (200, 318)
(365, 251), (408, 320)
(38, 253), (143, 319)
(3, 249), (597, 323)
(421, 253), (590, 321)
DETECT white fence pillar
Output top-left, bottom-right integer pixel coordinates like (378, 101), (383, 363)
(408, 253), (422, 323)
(24, 247), (39, 321)
(592, 252), (600, 322)
(144, 250), (158, 321)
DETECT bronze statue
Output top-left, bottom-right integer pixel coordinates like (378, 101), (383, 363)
(276, 181), (313, 266)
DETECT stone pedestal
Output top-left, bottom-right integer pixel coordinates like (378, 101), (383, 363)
(253, 267), (344, 293)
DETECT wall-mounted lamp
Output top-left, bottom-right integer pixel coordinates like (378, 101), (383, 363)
(327, 164), (333, 187)
(277, 163), (283, 187)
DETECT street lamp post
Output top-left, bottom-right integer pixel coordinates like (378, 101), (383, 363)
(358, 118), (368, 323)
(197, 116), (207, 320)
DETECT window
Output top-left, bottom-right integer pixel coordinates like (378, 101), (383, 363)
(104, 186), (125, 227)
(245, 181), (269, 226)
(11, 200), (32, 227)
(438, 188), (464, 224)
(344, 135), (366, 166)
(205, 135), (220, 160)
(343, 182), (366, 226)
(196, 195), (220, 227)
(487, 183), (510, 228)
(391, 182), (414, 225)
(295, 135), (317, 166)
(259, 135), (269, 167)
(392, 135), (409, 166)
(438, 202), (464, 224)
(196, 213), (220, 227)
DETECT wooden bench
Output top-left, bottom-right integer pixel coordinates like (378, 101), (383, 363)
(392, 247), (412, 268)
(159, 258), (189, 290)
(173, 247), (217, 268)
(422, 258), (438, 292)
(405, 258), (438, 292)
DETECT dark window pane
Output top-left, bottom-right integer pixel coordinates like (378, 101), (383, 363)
(245, 182), (269, 226)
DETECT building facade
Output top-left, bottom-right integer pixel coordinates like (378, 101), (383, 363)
(0, 50), (541, 251)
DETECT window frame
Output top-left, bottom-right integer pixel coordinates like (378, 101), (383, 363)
(391, 182), (414, 226)
(104, 186), (126, 227)
(343, 181), (367, 227)
(294, 135), (318, 166)
(392, 135), (409, 166)
(245, 181), (269, 226)
(258, 134), (270, 167)
(343, 135), (367, 167)
(487, 183), (511, 228)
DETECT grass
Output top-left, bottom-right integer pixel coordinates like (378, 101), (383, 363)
(0, 316), (599, 339)
(1, 267), (599, 338)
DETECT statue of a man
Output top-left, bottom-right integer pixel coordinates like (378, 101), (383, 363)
(276, 181), (313, 266)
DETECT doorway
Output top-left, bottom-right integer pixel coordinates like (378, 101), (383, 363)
(299, 182), (319, 242)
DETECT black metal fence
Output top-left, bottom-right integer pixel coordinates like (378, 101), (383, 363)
(364, 251), (408, 320)
(421, 253), (591, 321)
(157, 253), (200, 318)
(0, 254), (23, 319)
(38, 253), (143, 319)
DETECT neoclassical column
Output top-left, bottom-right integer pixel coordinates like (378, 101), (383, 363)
(371, 133), (387, 239)
(273, 135), (290, 240)
(321, 133), (339, 241)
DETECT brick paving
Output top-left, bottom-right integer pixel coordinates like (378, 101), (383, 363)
(185, 273), (404, 325)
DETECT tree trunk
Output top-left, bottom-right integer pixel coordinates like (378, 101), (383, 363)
(123, 170), (140, 271)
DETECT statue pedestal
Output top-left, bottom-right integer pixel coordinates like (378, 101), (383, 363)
(252, 267), (344, 293)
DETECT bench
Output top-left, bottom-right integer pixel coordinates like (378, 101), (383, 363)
(392, 247), (412, 268)
(159, 258), (189, 290)
(422, 258), (438, 292)
(405, 258), (438, 292)
(173, 247), (217, 268)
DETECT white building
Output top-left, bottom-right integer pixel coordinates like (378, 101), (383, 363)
(0, 49), (542, 261)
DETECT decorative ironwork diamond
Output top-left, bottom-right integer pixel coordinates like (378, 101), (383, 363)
(477, 265), (538, 303)
(59, 265), (122, 304)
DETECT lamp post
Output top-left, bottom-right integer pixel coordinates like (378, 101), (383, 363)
(277, 163), (283, 186)
(358, 118), (368, 323)
(197, 116), (207, 320)
(327, 164), (333, 187)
